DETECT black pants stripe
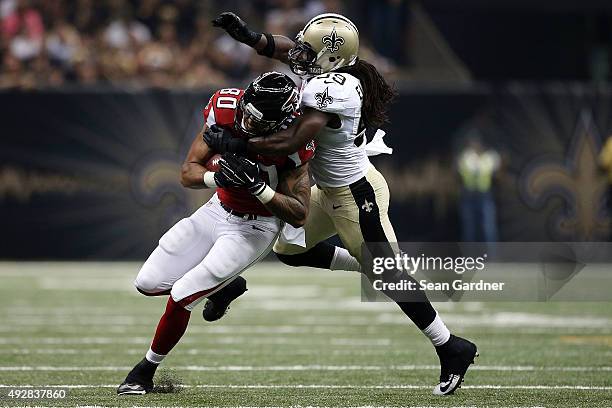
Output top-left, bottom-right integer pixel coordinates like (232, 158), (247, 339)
(348, 176), (437, 331)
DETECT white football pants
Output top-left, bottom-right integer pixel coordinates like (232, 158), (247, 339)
(134, 194), (282, 310)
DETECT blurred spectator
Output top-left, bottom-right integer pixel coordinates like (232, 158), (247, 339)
(103, 4), (150, 49)
(456, 133), (500, 243)
(9, 23), (41, 60)
(1, 0), (44, 40)
(0, 0), (405, 89)
(46, 19), (81, 68)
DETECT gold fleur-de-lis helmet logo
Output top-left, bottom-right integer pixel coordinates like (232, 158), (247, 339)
(322, 27), (345, 53)
(314, 87), (334, 109)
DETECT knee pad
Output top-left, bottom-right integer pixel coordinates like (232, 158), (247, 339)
(134, 266), (164, 295)
(159, 218), (199, 256)
(134, 255), (175, 295)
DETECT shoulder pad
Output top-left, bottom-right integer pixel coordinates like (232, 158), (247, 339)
(301, 73), (360, 113)
(203, 88), (244, 127)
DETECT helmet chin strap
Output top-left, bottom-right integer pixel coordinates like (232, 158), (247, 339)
(330, 57), (347, 72)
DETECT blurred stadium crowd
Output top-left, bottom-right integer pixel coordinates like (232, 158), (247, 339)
(0, 0), (407, 89)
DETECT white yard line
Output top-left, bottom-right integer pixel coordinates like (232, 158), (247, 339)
(0, 384), (610, 391)
(0, 348), (394, 356)
(69, 405), (548, 408)
(0, 406), (551, 408)
(67, 406), (547, 408)
(0, 337), (393, 346)
(0, 365), (610, 372)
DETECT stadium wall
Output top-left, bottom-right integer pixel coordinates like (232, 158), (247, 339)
(0, 84), (610, 259)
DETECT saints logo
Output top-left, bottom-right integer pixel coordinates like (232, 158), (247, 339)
(321, 27), (345, 53)
(362, 199), (373, 213)
(314, 87), (334, 109)
(521, 110), (609, 240)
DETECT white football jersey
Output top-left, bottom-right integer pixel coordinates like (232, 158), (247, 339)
(300, 72), (370, 187)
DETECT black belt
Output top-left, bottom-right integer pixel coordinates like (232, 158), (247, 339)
(220, 201), (258, 220)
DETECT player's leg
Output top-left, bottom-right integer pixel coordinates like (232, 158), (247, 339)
(274, 185), (361, 272)
(330, 165), (477, 395)
(118, 197), (237, 394)
(145, 217), (281, 366)
(132, 202), (220, 297)
(204, 187), (360, 321)
(200, 215), (281, 321)
(205, 187), (360, 322)
(119, 212), (281, 395)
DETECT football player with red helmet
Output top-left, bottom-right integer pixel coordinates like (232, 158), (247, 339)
(117, 72), (315, 395)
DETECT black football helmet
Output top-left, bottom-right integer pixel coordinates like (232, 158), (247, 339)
(235, 72), (299, 137)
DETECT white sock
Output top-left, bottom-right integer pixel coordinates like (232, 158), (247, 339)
(145, 348), (165, 364)
(330, 247), (361, 272)
(422, 313), (451, 346)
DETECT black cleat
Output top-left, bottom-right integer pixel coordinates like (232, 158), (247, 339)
(202, 276), (247, 322)
(117, 358), (157, 395)
(433, 335), (478, 396)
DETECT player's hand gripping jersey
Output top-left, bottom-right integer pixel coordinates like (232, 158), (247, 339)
(203, 88), (315, 216)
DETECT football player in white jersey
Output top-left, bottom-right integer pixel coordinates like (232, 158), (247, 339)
(208, 12), (478, 395)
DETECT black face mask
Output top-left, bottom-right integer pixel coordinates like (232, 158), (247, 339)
(235, 99), (281, 138)
(288, 41), (321, 76)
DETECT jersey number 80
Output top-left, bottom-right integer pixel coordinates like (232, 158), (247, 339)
(216, 88), (241, 109)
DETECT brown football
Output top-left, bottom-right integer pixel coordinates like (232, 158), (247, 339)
(205, 153), (222, 172)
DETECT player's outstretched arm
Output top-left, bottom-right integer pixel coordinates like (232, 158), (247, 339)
(263, 163), (311, 228)
(212, 12), (295, 63)
(248, 108), (331, 156)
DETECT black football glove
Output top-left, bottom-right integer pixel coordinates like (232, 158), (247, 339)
(219, 153), (266, 195)
(212, 12), (262, 47)
(203, 124), (247, 155)
(213, 168), (242, 189)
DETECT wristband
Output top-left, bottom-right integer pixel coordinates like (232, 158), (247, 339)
(255, 185), (275, 204)
(257, 33), (275, 58)
(203, 171), (217, 188)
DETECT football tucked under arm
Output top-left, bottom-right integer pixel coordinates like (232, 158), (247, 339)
(180, 125), (238, 189)
(205, 154), (222, 172)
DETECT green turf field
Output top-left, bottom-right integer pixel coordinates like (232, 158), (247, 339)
(0, 262), (610, 407)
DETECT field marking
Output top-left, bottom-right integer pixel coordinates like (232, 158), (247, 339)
(0, 405), (552, 408)
(0, 365), (610, 372)
(0, 337), (392, 346)
(2, 312), (611, 330)
(68, 405), (546, 408)
(0, 405), (538, 408)
(0, 384), (610, 391)
(0, 348), (397, 356)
